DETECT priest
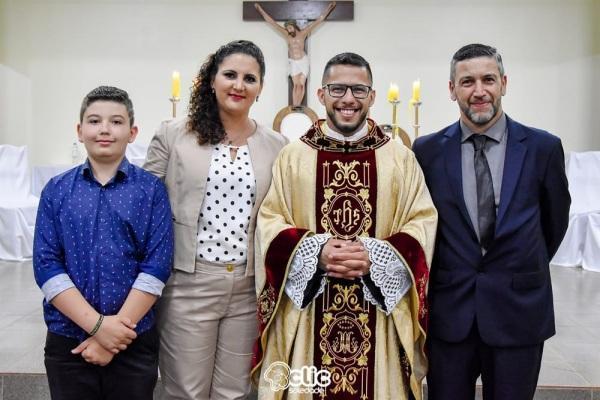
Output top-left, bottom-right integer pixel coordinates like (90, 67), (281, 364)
(252, 52), (437, 400)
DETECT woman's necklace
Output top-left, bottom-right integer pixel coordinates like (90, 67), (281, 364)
(223, 142), (240, 151)
(223, 120), (256, 161)
(224, 119), (257, 148)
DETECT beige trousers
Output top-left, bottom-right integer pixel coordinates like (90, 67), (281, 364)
(157, 262), (257, 400)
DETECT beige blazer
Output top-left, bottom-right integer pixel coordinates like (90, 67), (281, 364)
(144, 117), (288, 276)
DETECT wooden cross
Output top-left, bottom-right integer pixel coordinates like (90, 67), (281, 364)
(243, 1), (354, 22)
(244, 1), (354, 107)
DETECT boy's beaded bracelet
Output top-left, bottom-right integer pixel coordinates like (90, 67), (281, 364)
(89, 314), (104, 336)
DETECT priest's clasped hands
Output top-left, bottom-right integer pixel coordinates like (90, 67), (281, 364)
(319, 238), (372, 279)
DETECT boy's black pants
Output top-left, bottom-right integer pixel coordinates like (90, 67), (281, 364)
(44, 326), (159, 400)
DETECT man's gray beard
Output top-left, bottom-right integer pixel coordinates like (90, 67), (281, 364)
(466, 105), (496, 126)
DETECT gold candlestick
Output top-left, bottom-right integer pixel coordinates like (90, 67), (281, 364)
(412, 101), (422, 139)
(170, 97), (180, 118)
(389, 100), (401, 139)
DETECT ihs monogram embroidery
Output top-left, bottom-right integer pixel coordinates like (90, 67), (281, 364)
(320, 160), (373, 240)
(319, 283), (372, 398)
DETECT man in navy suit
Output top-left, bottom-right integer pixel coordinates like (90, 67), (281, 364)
(413, 44), (570, 400)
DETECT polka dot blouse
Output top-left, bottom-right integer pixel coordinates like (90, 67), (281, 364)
(196, 145), (256, 265)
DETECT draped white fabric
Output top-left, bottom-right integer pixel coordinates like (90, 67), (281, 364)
(0, 145), (39, 260)
(552, 152), (600, 271)
(125, 142), (148, 167)
(31, 165), (71, 197)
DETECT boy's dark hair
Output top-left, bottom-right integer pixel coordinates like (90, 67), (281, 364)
(450, 44), (504, 82)
(322, 52), (373, 85)
(187, 40), (266, 145)
(79, 86), (135, 125)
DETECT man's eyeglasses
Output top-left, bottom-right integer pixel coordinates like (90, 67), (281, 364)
(322, 84), (372, 99)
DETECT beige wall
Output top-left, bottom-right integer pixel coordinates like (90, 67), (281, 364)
(1, 0), (598, 164)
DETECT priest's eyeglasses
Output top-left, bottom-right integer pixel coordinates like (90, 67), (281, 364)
(322, 84), (372, 99)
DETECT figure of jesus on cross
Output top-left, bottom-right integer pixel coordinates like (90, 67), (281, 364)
(255, 1), (336, 107)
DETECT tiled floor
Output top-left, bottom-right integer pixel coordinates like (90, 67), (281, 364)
(0, 261), (46, 375)
(542, 265), (600, 387)
(1, 261), (599, 394)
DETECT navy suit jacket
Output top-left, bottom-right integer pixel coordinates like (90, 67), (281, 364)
(413, 116), (570, 347)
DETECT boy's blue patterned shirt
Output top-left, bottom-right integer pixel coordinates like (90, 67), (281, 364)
(33, 158), (173, 341)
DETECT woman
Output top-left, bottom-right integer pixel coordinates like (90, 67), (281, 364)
(144, 40), (288, 400)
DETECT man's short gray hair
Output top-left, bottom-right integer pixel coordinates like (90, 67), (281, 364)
(450, 44), (504, 82)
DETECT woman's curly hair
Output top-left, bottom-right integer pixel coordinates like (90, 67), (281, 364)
(187, 40), (266, 145)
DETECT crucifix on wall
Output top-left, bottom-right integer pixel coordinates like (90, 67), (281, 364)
(244, 1), (354, 108)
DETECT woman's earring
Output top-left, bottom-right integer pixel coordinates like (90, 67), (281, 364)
(256, 95), (259, 102)
(211, 88), (215, 94)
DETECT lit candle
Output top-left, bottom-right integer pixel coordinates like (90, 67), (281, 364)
(171, 71), (181, 99)
(412, 79), (421, 102)
(387, 83), (399, 102)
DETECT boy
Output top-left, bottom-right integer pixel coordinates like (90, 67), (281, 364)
(33, 86), (174, 400)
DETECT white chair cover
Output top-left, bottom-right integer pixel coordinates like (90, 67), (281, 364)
(0, 145), (39, 260)
(551, 152), (600, 271)
(31, 165), (72, 197)
(125, 142), (148, 167)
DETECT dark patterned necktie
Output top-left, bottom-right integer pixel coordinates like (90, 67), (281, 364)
(471, 135), (495, 250)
